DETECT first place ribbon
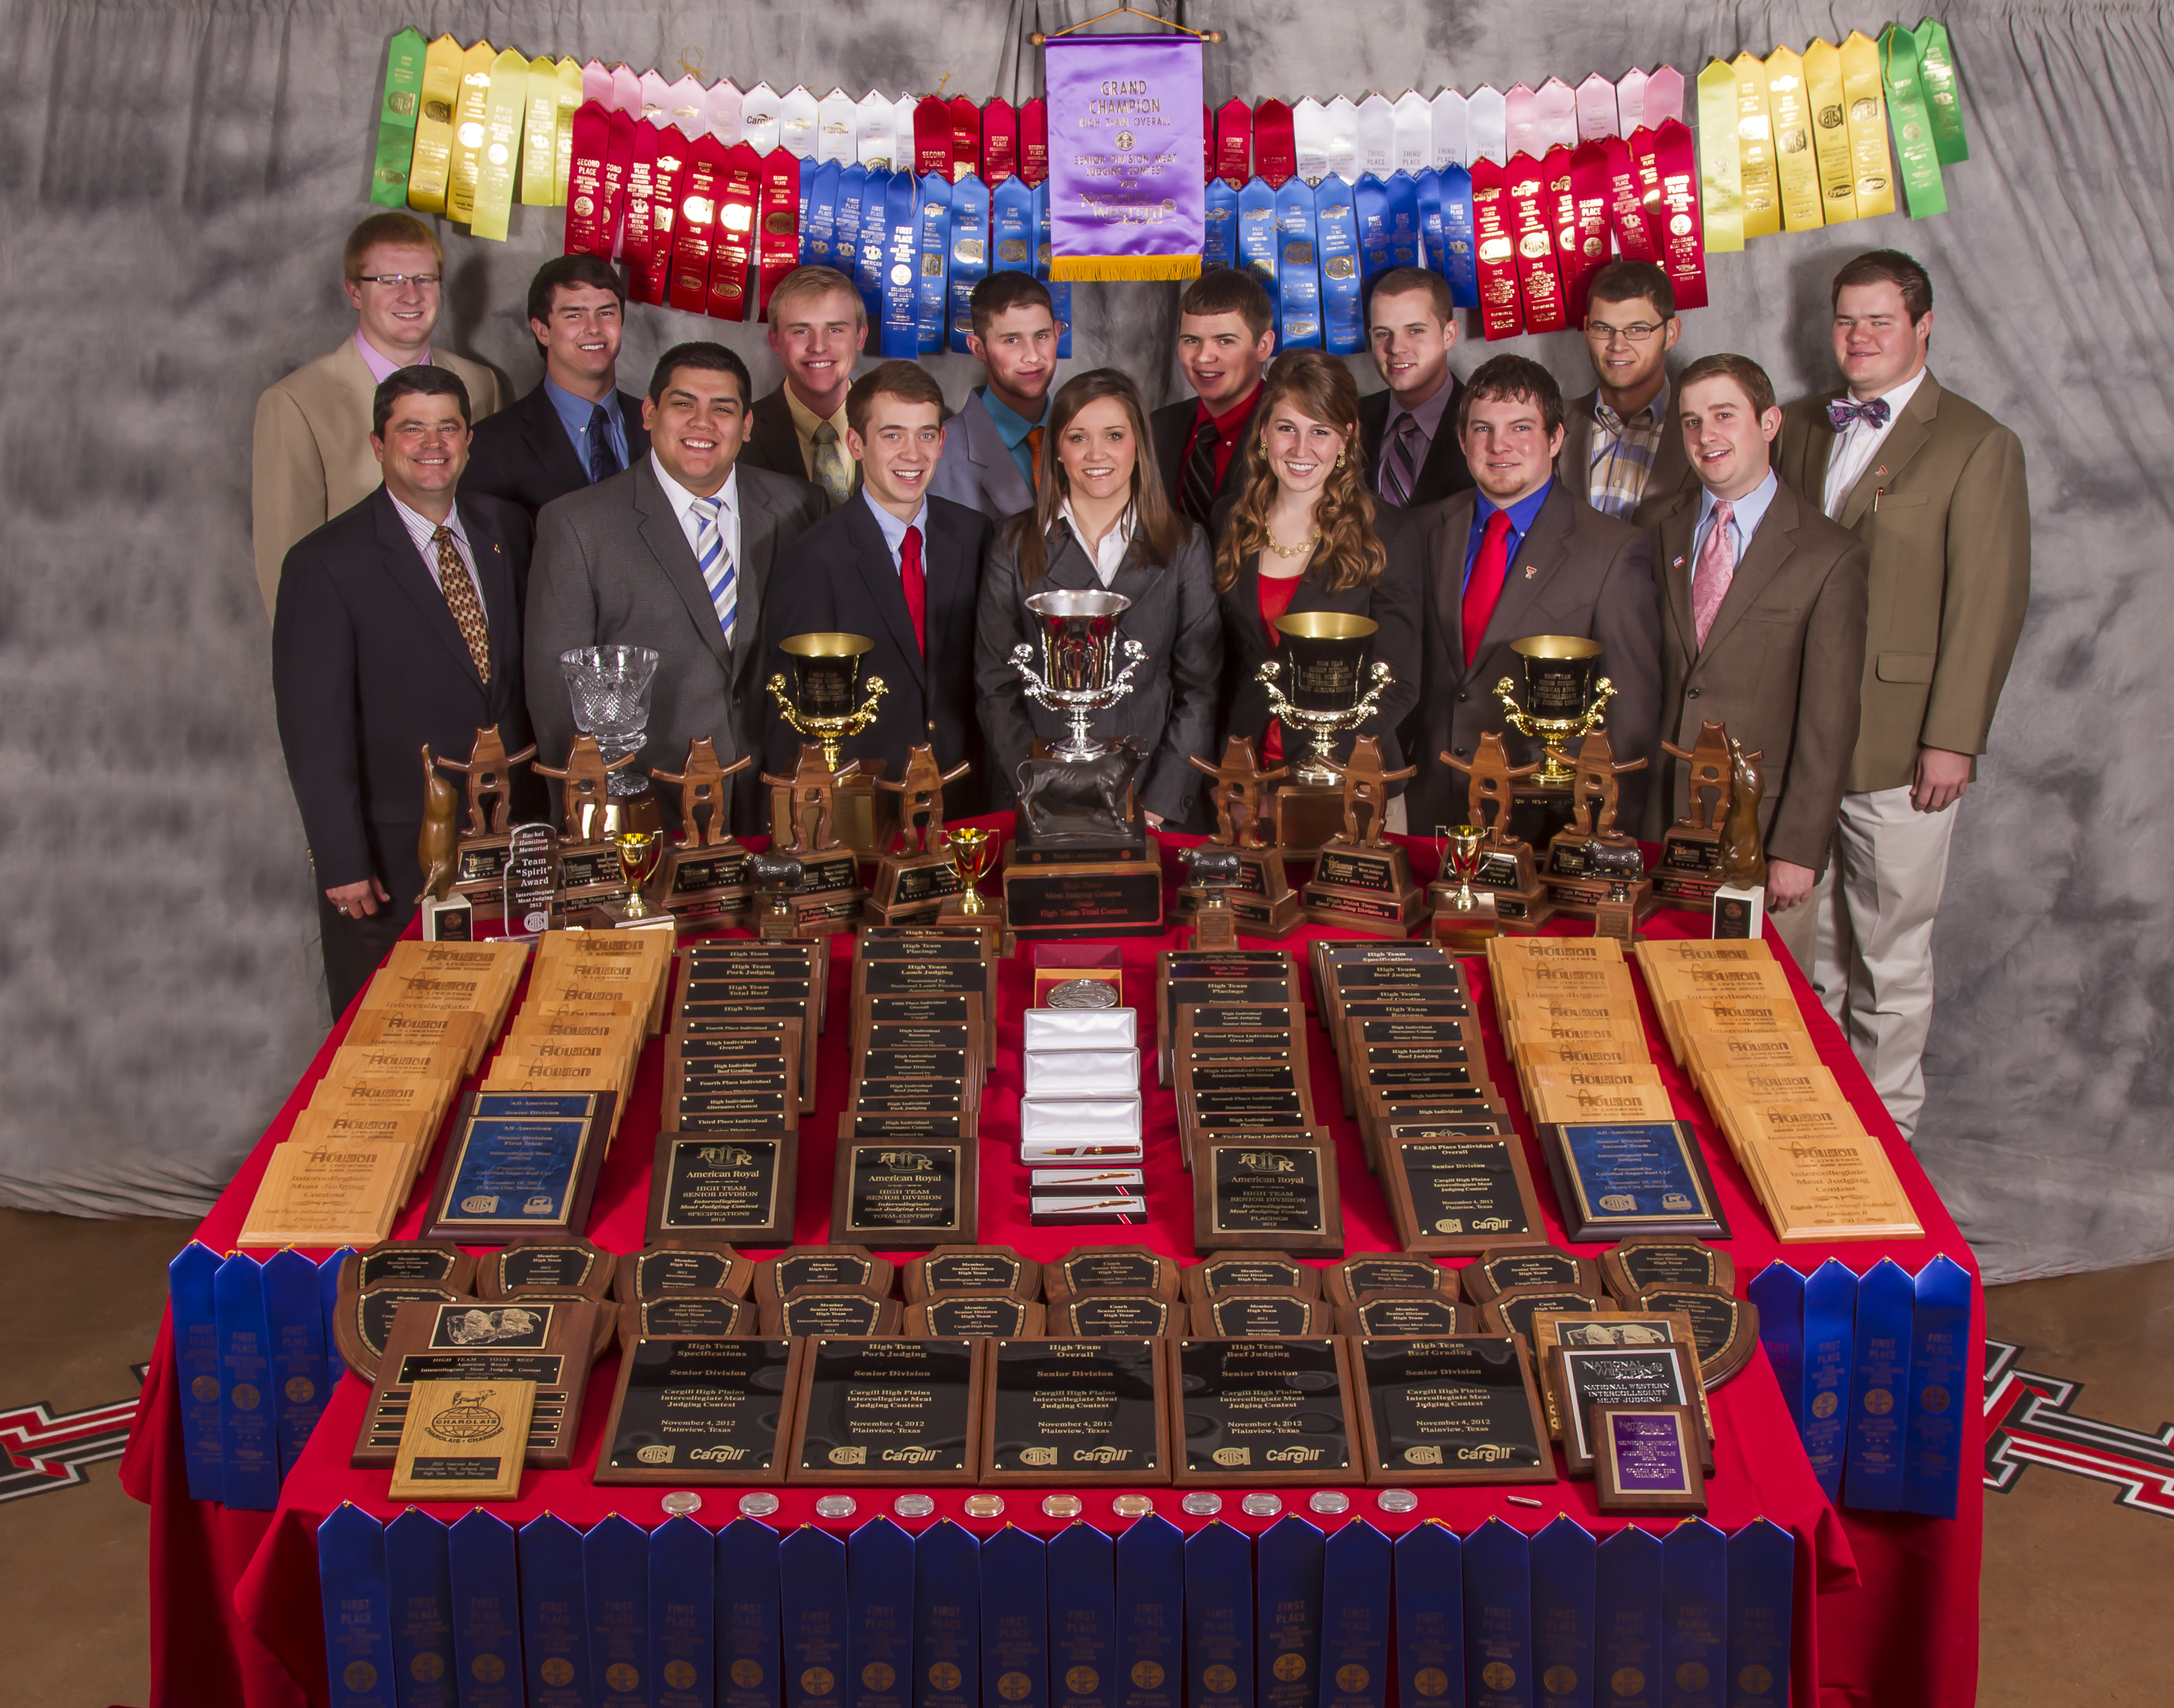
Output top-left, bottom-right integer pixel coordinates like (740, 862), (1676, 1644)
(949, 172), (992, 351)
(371, 29), (426, 209)
(914, 171), (952, 351)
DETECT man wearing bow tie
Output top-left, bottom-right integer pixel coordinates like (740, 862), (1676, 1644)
(1777, 249), (2032, 1140)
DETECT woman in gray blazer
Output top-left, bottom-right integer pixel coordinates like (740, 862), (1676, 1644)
(975, 369), (1223, 828)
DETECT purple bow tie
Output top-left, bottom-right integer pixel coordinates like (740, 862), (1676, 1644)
(1828, 395), (1892, 431)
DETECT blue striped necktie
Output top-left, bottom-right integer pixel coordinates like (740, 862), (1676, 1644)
(691, 495), (736, 645)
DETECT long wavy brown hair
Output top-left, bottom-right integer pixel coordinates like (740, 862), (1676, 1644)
(1214, 350), (1387, 595)
(1008, 369), (1186, 584)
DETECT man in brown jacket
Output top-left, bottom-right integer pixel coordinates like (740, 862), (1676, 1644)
(251, 213), (504, 619)
(1777, 249), (2031, 1137)
(1652, 355), (1868, 972)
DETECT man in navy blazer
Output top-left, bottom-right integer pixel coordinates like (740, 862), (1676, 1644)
(929, 272), (1058, 524)
(463, 255), (651, 519)
(273, 367), (538, 1017)
(764, 361), (990, 812)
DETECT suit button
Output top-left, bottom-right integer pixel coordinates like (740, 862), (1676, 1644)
(1453, 746), (1468, 758)
(1687, 686), (1702, 699)
(1457, 691), (1468, 702)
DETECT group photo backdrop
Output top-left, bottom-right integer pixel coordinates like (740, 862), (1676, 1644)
(3, 0), (2168, 1283)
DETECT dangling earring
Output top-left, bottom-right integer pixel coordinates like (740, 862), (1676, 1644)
(1335, 448), (1347, 469)
(1260, 438), (1270, 456)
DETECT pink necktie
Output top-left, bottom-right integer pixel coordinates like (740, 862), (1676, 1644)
(1691, 499), (1735, 649)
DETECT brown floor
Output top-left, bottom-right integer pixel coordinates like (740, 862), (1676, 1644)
(1, 1205), (2169, 1707)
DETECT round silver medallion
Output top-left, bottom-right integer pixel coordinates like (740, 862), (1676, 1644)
(1048, 978), (1119, 1010)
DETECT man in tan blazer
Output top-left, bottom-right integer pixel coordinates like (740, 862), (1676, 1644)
(1556, 260), (1699, 530)
(1652, 355), (1869, 972)
(251, 212), (504, 618)
(1777, 249), (2031, 1137)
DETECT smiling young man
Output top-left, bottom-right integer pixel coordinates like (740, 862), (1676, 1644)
(1358, 266), (1474, 509)
(1556, 260), (1698, 528)
(738, 265), (869, 510)
(1777, 249), (2031, 1137)
(1650, 354), (1869, 972)
(271, 368), (535, 1017)
(1149, 269), (1276, 543)
(525, 343), (826, 836)
(930, 272), (1060, 523)
(765, 361), (989, 809)
(252, 212), (505, 619)
(463, 255), (651, 521)
(1404, 354), (1663, 837)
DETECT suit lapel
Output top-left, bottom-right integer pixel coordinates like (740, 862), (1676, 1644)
(620, 390), (651, 464)
(1478, 486), (1572, 649)
(633, 462), (733, 670)
(373, 490), (484, 689)
(847, 499), (925, 687)
(1789, 395), (1840, 510)
(1841, 371), (1939, 528)
(1416, 383), (1468, 501)
(520, 385), (590, 492)
(1698, 482), (1801, 657)
(1152, 406), (1191, 504)
(1653, 492), (1702, 663)
(462, 501), (521, 695)
(1426, 492), (1479, 671)
(1651, 390), (1693, 500)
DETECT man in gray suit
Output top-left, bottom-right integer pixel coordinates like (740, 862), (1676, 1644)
(1555, 260), (1698, 530)
(526, 342), (827, 831)
(930, 272), (1057, 524)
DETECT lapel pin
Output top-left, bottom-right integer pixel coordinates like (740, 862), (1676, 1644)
(1523, 564), (1537, 579)
(1874, 465), (1887, 477)
(1672, 556), (1685, 569)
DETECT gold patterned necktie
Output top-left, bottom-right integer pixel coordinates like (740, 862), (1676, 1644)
(812, 419), (855, 509)
(433, 524), (491, 682)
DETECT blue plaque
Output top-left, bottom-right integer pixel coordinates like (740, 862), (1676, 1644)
(948, 172), (992, 352)
(1415, 169), (1447, 277)
(1462, 1517), (1531, 1708)
(321, 1504), (398, 1708)
(803, 157), (843, 268)
(1275, 175), (1323, 350)
(653, 1513), (716, 1708)
(1903, 1254), (1973, 1519)
(981, 1525), (1049, 1708)
(1845, 1258), (1916, 1510)
(1317, 175), (1363, 354)
(855, 168), (893, 324)
(1592, 1528), (1660, 1708)
(837, 164), (869, 297)
(1745, 1264), (1804, 1434)
(1438, 164), (1477, 306)
(1183, 1521), (1252, 1708)
(1382, 173), (1421, 271)
(1393, 1521), (1464, 1708)
(848, 1517), (916, 1708)
(912, 1520), (980, 1708)
(1801, 1259), (1858, 1501)
(1354, 174), (1393, 289)
(1236, 177), (1279, 303)
(720, 1518), (783, 1708)
(784, 1525), (851, 1708)
(880, 171), (921, 357)
(448, 1510), (523, 1708)
(434, 1093), (602, 1237)
(1114, 1513), (1183, 1708)
(1724, 1519), (1791, 1708)
(263, 1248), (333, 1472)
(586, 1512), (650, 1708)
(320, 1246), (356, 1385)
(1203, 176), (1238, 271)
(387, 1507), (459, 1708)
(168, 1241), (224, 1501)
(1545, 1122), (1727, 1242)
(1049, 1523), (1115, 1708)
(1320, 1521), (1389, 1708)
(1030, 185), (1073, 357)
(1257, 1515), (1324, 1708)
(1659, 1519), (1726, 1708)
(991, 175), (1035, 274)
(213, 1251), (280, 1507)
(915, 173), (953, 354)
(1529, 1517), (1594, 1708)
(519, 1512), (591, 1708)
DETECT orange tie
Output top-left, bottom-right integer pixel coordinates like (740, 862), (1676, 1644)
(1025, 425), (1044, 494)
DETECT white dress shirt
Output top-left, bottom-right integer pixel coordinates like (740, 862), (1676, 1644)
(651, 453), (742, 581)
(1822, 367), (1928, 517)
(1061, 500), (1136, 587)
(387, 492), (488, 614)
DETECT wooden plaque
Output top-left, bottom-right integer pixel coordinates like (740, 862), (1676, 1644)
(615, 1243), (753, 1305)
(1047, 1294), (1182, 1338)
(350, 1242), (476, 1295)
(1322, 1254), (1457, 1309)
(594, 1335), (796, 1485)
(902, 1246), (1040, 1304)
(387, 1378), (535, 1501)
(1529, 1310), (1698, 1438)
(786, 1336), (987, 1483)
(356, 1298), (597, 1469)
(1535, 1120), (1731, 1244)
(1335, 1292), (1474, 1339)
(1635, 1285), (1760, 1389)
(1350, 1334), (1556, 1486)
(1549, 1341), (1711, 1476)
(628, 1293), (759, 1340)
(903, 1294), (1046, 1338)
(1167, 1337), (1362, 1486)
(1460, 1248), (1607, 1305)
(647, 1131), (798, 1246)
(753, 1248), (894, 1309)
(1193, 1139), (1343, 1256)
(1380, 1134), (1549, 1256)
(421, 1089), (614, 1245)
(475, 1237), (615, 1301)
(1600, 1237), (1735, 1305)
(1591, 1405), (1708, 1512)
(829, 1139), (977, 1250)
(758, 1290), (904, 1339)
(1042, 1248), (1181, 1305)
(1187, 1292), (1333, 1338)
(1477, 1285), (1610, 1352)
(1182, 1252), (1322, 1305)
(977, 1338), (1170, 1485)
(334, 1280), (469, 1383)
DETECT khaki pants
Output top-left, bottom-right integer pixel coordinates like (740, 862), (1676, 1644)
(1812, 784), (1960, 1140)
(1766, 884), (1819, 982)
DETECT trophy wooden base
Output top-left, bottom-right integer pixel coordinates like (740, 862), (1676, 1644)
(1594, 893), (1639, 945)
(931, 896), (1012, 954)
(1653, 827), (1722, 910)
(421, 893), (473, 942)
(1302, 840), (1426, 937)
(1005, 861), (1165, 940)
(1272, 784), (1346, 853)
(770, 764), (894, 858)
(1189, 901), (1240, 951)
(659, 838), (751, 926)
(585, 897), (681, 934)
(1428, 884), (1500, 952)
(553, 837), (632, 920)
(867, 846), (964, 927)
(1711, 883), (1764, 940)
(754, 905), (803, 941)
(451, 835), (510, 908)
(788, 888), (866, 936)
(1176, 846), (1303, 936)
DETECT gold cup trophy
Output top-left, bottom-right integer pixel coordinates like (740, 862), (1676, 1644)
(1494, 635), (1616, 791)
(767, 633), (894, 856)
(1256, 611), (1394, 851)
(1430, 823), (1501, 951)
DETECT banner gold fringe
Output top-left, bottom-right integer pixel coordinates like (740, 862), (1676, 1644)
(1049, 254), (1203, 281)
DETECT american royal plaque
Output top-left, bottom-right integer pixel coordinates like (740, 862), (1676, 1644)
(1168, 1337), (1360, 1485)
(786, 1336), (986, 1484)
(977, 1337), (1169, 1485)
(1351, 1334), (1556, 1486)
(830, 1140), (976, 1249)
(1194, 1140), (1343, 1256)
(594, 1335), (795, 1485)
(646, 1131), (797, 1246)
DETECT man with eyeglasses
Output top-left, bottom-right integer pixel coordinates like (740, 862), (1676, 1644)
(1555, 261), (1697, 530)
(252, 212), (505, 619)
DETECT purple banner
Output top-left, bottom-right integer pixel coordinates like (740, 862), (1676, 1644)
(1045, 34), (1204, 280)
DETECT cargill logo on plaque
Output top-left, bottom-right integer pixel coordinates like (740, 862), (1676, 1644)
(691, 1444), (750, 1463)
(1076, 1445), (1130, 1464)
(883, 1445), (941, 1464)
(1266, 1445), (1324, 1464)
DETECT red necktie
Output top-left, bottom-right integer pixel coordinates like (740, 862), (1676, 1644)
(1461, 508), (1514, 667)
(900, 523), (927, 653)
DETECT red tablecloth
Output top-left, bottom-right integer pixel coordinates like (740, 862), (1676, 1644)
(120, 829), (1982, 1708)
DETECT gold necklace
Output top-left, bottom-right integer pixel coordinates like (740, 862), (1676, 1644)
(1265, 528), (1320, 560)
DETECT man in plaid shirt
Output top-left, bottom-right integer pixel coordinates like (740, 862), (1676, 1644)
(1557, 261), (1698, 531)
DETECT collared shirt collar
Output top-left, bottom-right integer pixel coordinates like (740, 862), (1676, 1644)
(387, 491), (467, 555)
(354, 330), (429, 385)
(1389, 373), (1458, 442)
(784, 384), (851, 450)
(1846, 366), (1928, 424)
(1060, 500), (1136, 587)
(1194, 382), (1262, 438)
(980, 386), (1048, 450)
(650, 451), (738, 525)
(862, 486), (928, 565)
(1595, 377), (1670, 432)
(1476, 478), (1554, 537)
(543, 375), (623, 440)
(1696, 467), (1779, 544)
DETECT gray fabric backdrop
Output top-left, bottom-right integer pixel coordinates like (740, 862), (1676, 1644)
(2, 0), (2165, 1283)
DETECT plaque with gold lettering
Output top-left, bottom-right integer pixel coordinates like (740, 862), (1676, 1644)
(830, 1140), (975, 1249)
(1041, 1248), (1181, 1305)
(1335, 1292), (1474, 1339)
(1182, 1252), (1322, 1304)
(421, 1091), (614, 1245)
(1380, 1134), (1549, 1256)
(595, 1335), (795, 1485)
(977, 1337), (1169, 1485)
(1168, 1337), (1361, 1486)
(387, 1377), (535, 1501)
(758, 1289), (903, 1339)
(1599, 1237), (1734, 1305)
(903, 1245), (1040, 1304)
(1188, 1292), (1333, 1338)
(1321, 1254), (1456, 1310)
(647, 1132), (797, 1246)
(615, 1242), (754, 1305)
(1351, 1334), (1556, 1486)
(1047, 1293), (1181, 1338)
(1459, 1248), (1607, 1305)
(1193, 1139), (1343, 1256)
(753, 1248), (895, 1309)
(786, 1335), (986, 1484)
(474, 1237), (615, 1302)
(355, 1298), (596, 1469)
(902, 1294), (1045, 1338)
(629, 1293), (758, 1340)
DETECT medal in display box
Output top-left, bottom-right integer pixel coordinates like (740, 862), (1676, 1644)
(765, 631), (894, 855)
